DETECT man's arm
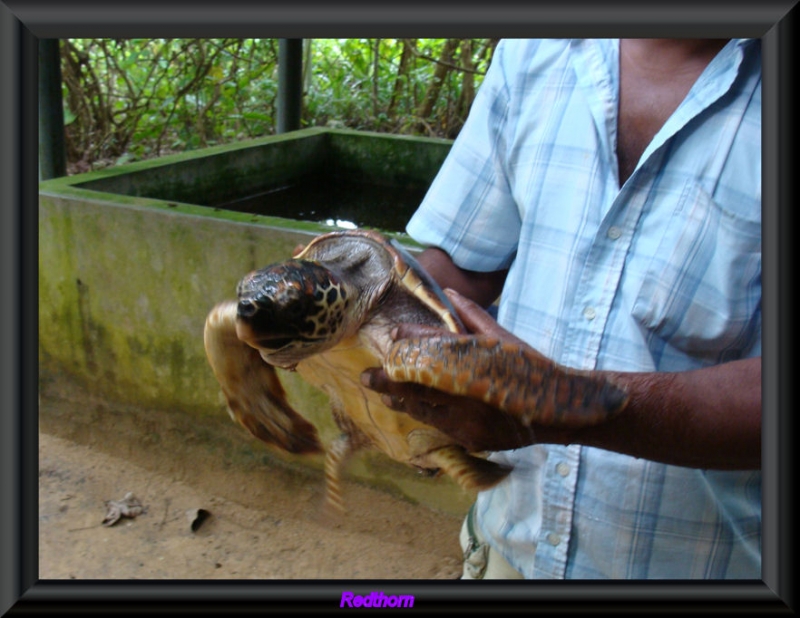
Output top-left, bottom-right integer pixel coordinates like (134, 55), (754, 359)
(416, 247), (507, 310)
(366, 252), (761, 471)
(591, 356), (760, 469)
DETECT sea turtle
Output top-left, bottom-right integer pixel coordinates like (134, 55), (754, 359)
(203, 229), (628, 513)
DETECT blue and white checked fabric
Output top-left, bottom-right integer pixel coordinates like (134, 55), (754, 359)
(407, 39), (761, 579)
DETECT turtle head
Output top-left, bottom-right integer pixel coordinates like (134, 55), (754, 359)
(234, 259), (360, 368)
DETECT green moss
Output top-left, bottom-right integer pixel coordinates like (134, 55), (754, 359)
(326, 129), (452, 187)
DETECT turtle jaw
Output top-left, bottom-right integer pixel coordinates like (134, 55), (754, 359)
(234, 308), (318, 370)
(234, 299), (298, 353)
(234, 290), (359, 370)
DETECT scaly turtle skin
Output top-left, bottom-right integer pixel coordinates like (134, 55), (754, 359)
(204, 229), (628, 513)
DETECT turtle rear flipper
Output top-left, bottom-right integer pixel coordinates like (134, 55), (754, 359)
(408, 430), (511, 492)
(204, 301), (323, 455)
(321, 433), (360, 517)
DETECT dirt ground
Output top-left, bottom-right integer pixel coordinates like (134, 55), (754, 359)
(38, 381), (466, 580)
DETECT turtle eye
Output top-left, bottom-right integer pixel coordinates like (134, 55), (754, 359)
(237, 299), (259, 318)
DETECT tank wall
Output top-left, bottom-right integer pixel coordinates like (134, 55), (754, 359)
(73, 129), (330, 206)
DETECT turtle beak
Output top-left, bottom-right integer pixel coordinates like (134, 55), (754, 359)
(258, 348), (298, 372)
(235, 299), (301, 356)
(234, 298), (265, 346)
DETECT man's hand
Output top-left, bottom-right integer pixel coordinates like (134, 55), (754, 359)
(362, 290), (621, 452)
(362, 349), (551, 452)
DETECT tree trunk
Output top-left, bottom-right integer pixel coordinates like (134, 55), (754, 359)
(387, 39), (416, 117)
(415, 38), (460, 133)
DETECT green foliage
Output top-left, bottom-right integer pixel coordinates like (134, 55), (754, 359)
(62, 39), (280, 168)
(61, 38), (496, 172)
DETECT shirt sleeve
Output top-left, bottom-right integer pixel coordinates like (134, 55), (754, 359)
(406, 40), (523, 273)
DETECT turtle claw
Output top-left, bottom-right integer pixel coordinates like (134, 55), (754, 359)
(385, 335), (629, 428)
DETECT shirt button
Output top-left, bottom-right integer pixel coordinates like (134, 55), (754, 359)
(583, 306), (596, 321)
(607, 226), (622, 240)
(556, 462), (571, 477)
(547, 532), (561, 546)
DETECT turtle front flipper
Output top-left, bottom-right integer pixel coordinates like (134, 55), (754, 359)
(408, 430), (510, 491)
(385, 335), (629, 428)
(204, 301), (323, 455)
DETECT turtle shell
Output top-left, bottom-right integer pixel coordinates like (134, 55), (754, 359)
(204, 229), (511, 512)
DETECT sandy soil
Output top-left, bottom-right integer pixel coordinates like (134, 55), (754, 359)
(39, 411), (465, 580)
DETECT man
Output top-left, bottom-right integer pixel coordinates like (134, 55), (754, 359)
(365, 39), (761, 579)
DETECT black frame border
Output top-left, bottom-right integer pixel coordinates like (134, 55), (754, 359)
(1, 1), (795, 614)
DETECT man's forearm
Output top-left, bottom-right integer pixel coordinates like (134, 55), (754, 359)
(416, 247), (507, 309)
(581, 357), (761, 469)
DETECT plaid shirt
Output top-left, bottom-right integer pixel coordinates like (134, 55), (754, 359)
(407, 38), (761, 578)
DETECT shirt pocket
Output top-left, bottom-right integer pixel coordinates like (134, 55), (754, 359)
(630, 182), (761, 364)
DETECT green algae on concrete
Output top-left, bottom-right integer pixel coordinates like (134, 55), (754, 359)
(326, 128), (452, 188)
(39, 194), (318, 418)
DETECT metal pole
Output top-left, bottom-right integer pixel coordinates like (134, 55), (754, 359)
(38, 38), (67, 180)
(277, 38), (303, 134)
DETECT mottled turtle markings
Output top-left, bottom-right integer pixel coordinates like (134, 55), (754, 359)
(204, 229), (628, 514)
